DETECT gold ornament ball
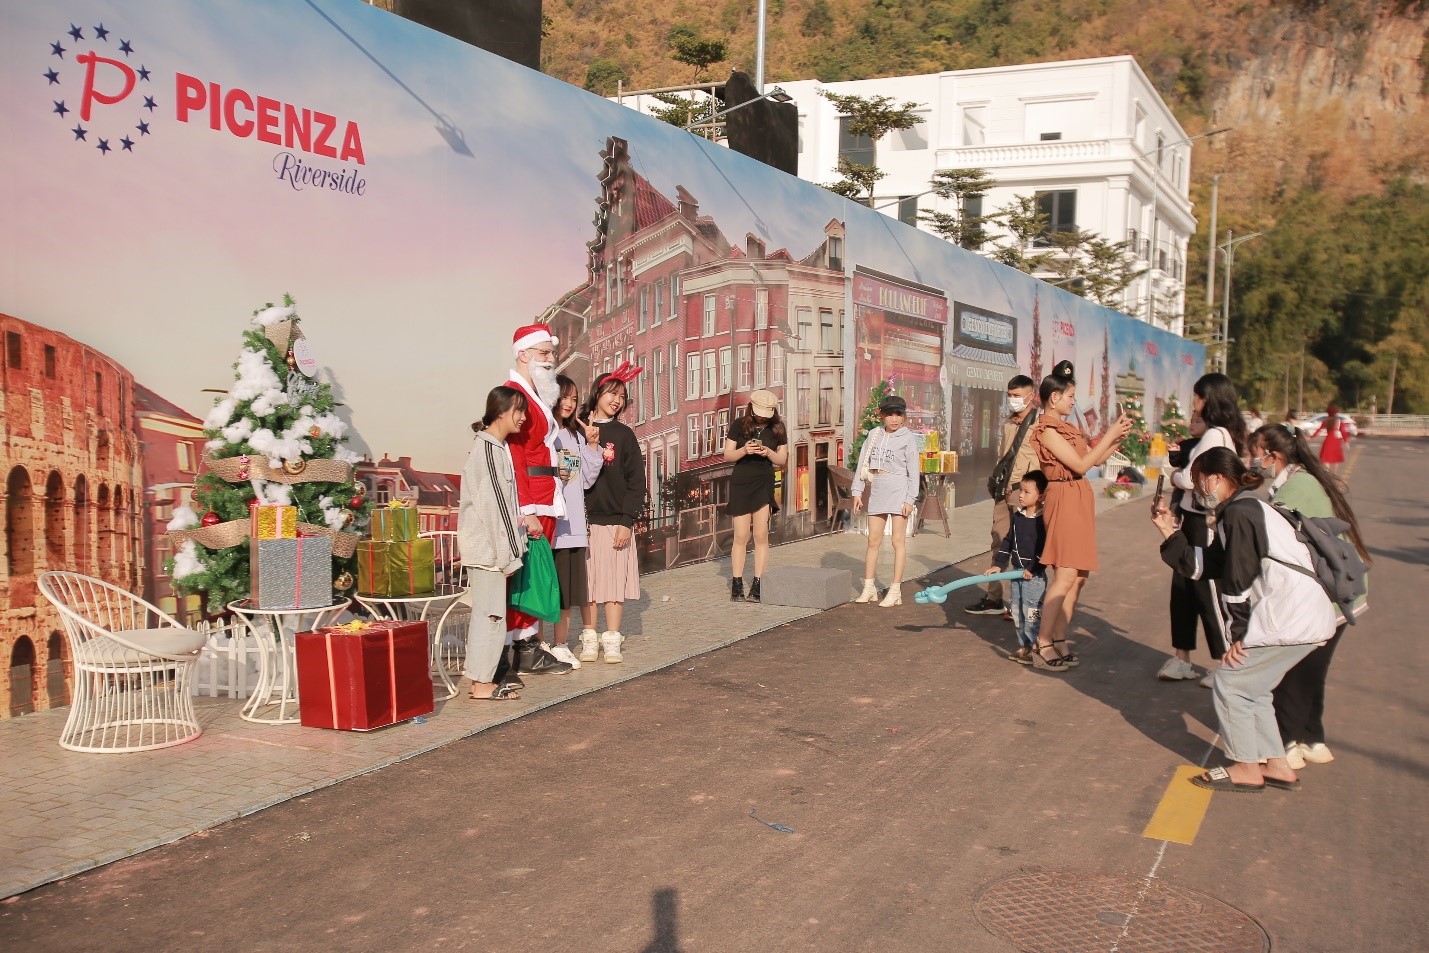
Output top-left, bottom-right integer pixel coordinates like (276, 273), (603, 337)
(342, 509), (355, 526)
(282, 459), (306, 475)
(334, 571), (354, 591)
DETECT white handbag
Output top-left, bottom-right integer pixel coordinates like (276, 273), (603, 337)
(858, 429), (884, 484)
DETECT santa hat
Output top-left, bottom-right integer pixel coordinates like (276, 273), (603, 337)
(512, 323), (558, 357)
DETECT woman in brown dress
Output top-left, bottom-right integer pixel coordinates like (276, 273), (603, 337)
(1029, 367), (1132, 671)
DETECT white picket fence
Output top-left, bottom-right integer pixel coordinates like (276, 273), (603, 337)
(191, 621), (263, 699)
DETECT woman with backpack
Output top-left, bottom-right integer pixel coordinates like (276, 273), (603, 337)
(1254, 422), (1370, 769)
(1152, 446), (1338, 793)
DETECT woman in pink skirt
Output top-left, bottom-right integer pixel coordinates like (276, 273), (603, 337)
(582, 372), (646, 663)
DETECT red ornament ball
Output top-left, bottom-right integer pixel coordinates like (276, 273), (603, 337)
(247, 497), (260, 511)
(349, 495), (363, 509)
(201, 510), (221, 527)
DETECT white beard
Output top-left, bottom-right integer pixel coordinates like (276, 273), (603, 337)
(531, 363), (561, 408)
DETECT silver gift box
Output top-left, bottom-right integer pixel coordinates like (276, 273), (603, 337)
(250, 536), (333, 609)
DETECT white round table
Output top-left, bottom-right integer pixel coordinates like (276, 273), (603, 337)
(228, 599), (351, 724)
(352, 585), (467, 700)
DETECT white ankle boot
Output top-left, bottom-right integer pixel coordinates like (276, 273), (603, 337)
(600, 631), (624, 663)
(879, 582), (903, 607)
(854, 579), (879, 603)
(578, 628), (600, 662)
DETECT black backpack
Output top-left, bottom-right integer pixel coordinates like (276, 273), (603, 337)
(1268, 504), (1369, 625)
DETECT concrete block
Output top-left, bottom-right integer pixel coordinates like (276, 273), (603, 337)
(759, 566), (854, 609)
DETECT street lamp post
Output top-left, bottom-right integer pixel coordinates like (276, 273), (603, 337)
(688, 85), (792, 139)
(1217, 229), (1262, 373)
(1136, 128), (1231, 328)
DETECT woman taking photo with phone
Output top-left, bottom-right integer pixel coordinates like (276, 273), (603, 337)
(1027, 363), (1132, 670)
(723, 390), (787, 603)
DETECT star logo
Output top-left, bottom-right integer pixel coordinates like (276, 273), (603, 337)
(44, 21), (154, 156)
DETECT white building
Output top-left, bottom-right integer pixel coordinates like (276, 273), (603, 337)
(781, 56), (1196, 334)
(617, 57), (1198, 335)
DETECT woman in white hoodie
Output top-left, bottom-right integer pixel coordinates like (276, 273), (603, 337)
(458, 386), (529, 701)
(1153, 446), (1337, 793)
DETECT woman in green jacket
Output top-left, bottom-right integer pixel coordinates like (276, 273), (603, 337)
(1254, 423), (1370, 769)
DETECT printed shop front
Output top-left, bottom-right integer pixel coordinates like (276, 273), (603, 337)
(946, 302), (1019, 477)
(852, 267), (948, 440)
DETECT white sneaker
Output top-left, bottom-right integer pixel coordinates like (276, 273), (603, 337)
(854, 579), (879, 603)
(600, 631), (624, 663)
(1199, 671), (1215, 689)
(1156, 657), (1197, 681)
(548, 643), (581, 669)
(1285, 742), (1307, 771)
(1301, 742), (1335, 764)
(578, 629), (600, 663)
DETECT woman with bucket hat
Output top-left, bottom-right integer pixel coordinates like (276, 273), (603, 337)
(850, 394), (922, 607)
(724, 390), (789, 602)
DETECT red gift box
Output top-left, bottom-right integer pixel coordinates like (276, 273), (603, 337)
(295, 620), (435, 730)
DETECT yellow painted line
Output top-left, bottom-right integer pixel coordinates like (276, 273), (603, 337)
(1142, 765), (1214, 845)
(1341, 443), (1363, 482)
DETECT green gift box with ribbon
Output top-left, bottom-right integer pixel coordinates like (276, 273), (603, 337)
(370, 505), (421, 542)
(356, 538), (435, 596)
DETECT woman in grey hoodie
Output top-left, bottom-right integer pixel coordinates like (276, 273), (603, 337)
(458, 386), (529, 700)
(850, 394), (921, 607)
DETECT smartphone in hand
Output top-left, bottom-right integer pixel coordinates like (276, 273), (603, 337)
(1151, 474), (1165, 515)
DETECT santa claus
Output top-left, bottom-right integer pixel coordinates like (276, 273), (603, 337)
(503, 324), (573, 674)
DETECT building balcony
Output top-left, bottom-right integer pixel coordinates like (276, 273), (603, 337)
(936, 139), (1110, 169)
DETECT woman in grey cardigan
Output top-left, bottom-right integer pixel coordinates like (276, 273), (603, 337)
(850, 395), (922, 606)
(458, 386), (529, 700)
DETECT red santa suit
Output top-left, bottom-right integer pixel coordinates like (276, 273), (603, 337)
(505, 324), (565, 640)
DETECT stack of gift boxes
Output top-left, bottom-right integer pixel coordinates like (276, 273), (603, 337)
(917, 431), (960, 474)
(357, 504), (435, 597)
(249, 504), (333, 609)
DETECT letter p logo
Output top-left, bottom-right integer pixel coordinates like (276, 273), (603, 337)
(77, 51), (136, 121)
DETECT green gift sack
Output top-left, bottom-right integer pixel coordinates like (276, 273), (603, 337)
(509, 536), (560, 623)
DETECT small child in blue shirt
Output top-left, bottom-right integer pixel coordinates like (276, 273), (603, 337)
(986, 470), (1048, 665)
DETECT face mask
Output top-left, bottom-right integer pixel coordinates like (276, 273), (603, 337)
(1250, 456), (1263, 474)
(1192, 481), (1220, 511)
(1008, 396), (1028, 413)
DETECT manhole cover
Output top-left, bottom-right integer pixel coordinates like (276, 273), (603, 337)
(974, 870), (1271, 952)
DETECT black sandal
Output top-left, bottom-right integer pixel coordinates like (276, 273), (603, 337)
(1032, 642), (1068, 672)
(1052, 639), (1080, 667)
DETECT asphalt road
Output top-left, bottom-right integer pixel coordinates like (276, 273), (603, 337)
(2, 438), (1424, 952)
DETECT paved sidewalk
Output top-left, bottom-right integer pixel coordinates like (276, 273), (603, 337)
(0, 491), (1137, 898)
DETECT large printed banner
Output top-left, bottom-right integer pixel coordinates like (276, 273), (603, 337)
(1, 0), (1202, 620)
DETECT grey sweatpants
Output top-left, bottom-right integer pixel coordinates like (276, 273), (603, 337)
(1212, 641), (1321, 764)
(463, 568), (510, 684)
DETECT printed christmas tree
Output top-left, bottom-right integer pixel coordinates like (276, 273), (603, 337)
(1120, 394), (1151, 464)
(167, 295), (369, 613)
(850, 378), (893, 466)
(1159, 394), (1190, 444)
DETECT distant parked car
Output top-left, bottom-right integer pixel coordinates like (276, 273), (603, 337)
(1297, 412), (1358, 437)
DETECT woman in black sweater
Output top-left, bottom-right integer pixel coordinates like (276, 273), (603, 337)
(582, 374), (647, 663)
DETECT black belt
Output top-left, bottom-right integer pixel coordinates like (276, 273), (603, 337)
(527, 466), (558, 477)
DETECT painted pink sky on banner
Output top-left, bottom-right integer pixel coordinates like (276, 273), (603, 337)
(2, 0), (848, 471)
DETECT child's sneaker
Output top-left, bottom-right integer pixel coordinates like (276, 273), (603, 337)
(1007, 646), (1034, 666)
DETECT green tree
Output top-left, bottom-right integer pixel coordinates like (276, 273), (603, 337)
(850, 379), (893, 467)
(1040, 229), (1146, 307)
(583, 57), (625, 95)
(817, 91), (922, 205)
(920, 168), (995, 249)
(988, 195), (1053, 273)
(668, 27), (728, 81)
(801, 0), (835, 37)
(647, 91), (719, 131)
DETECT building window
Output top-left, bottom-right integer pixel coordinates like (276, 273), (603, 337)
(755, 287), (768, 330)
(1033, 190), (1077, 246)
(1156, 132), (1165, 169)
(897, 196), (919, 227)
(754, 343), (767, 389)
(687, 415), (700, 460)
(961, 195), (985, 249)
(654, 280), (665, 326)
(796, 308), (813, 351)
(6, 331), (21, 369)
(962, 105), (986, 146)
(796, 371), (811, 426)
(818, 370), (835, 426)
(718, 347), (732, 394)
(838, 116), (875, 167)
(717, 408), (729, 445)
(686, 352), (701, 400)
(737, 344), (752, 391)
(703, 412), (716, 457)
(635, 354), (648, 423)
(670, 275), (681, 320)
(176, 443), (193, 472)
(638, 286), (649, 332)
(604, 265), (615, 310)
(44, 344), (57, 378)
(652, 350), (663, 418)
(771, 344), (784, 385)
(892, 117), (929, 151)
(1040, 131), (1062, 141)
(668, 344), (679, 412)
(703, 294), (717, 337)
(703, 349), (717, 397)
(94, 371), (103, 414)
(828, 236), (843, 271)
(819, 309), (836, 353)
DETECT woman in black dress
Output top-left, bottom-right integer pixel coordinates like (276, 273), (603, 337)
(723, 390), (788, 602)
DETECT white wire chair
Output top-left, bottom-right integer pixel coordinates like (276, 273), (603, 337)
(421, 530), (463, 589)
(430, 589), (471, 699)
(37, 571), (207, 753)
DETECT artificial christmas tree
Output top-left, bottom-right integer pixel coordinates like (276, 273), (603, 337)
(1159, 394), (1191, 445)
(167, 295), (368, 613)
(849, 378), (893, 467)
